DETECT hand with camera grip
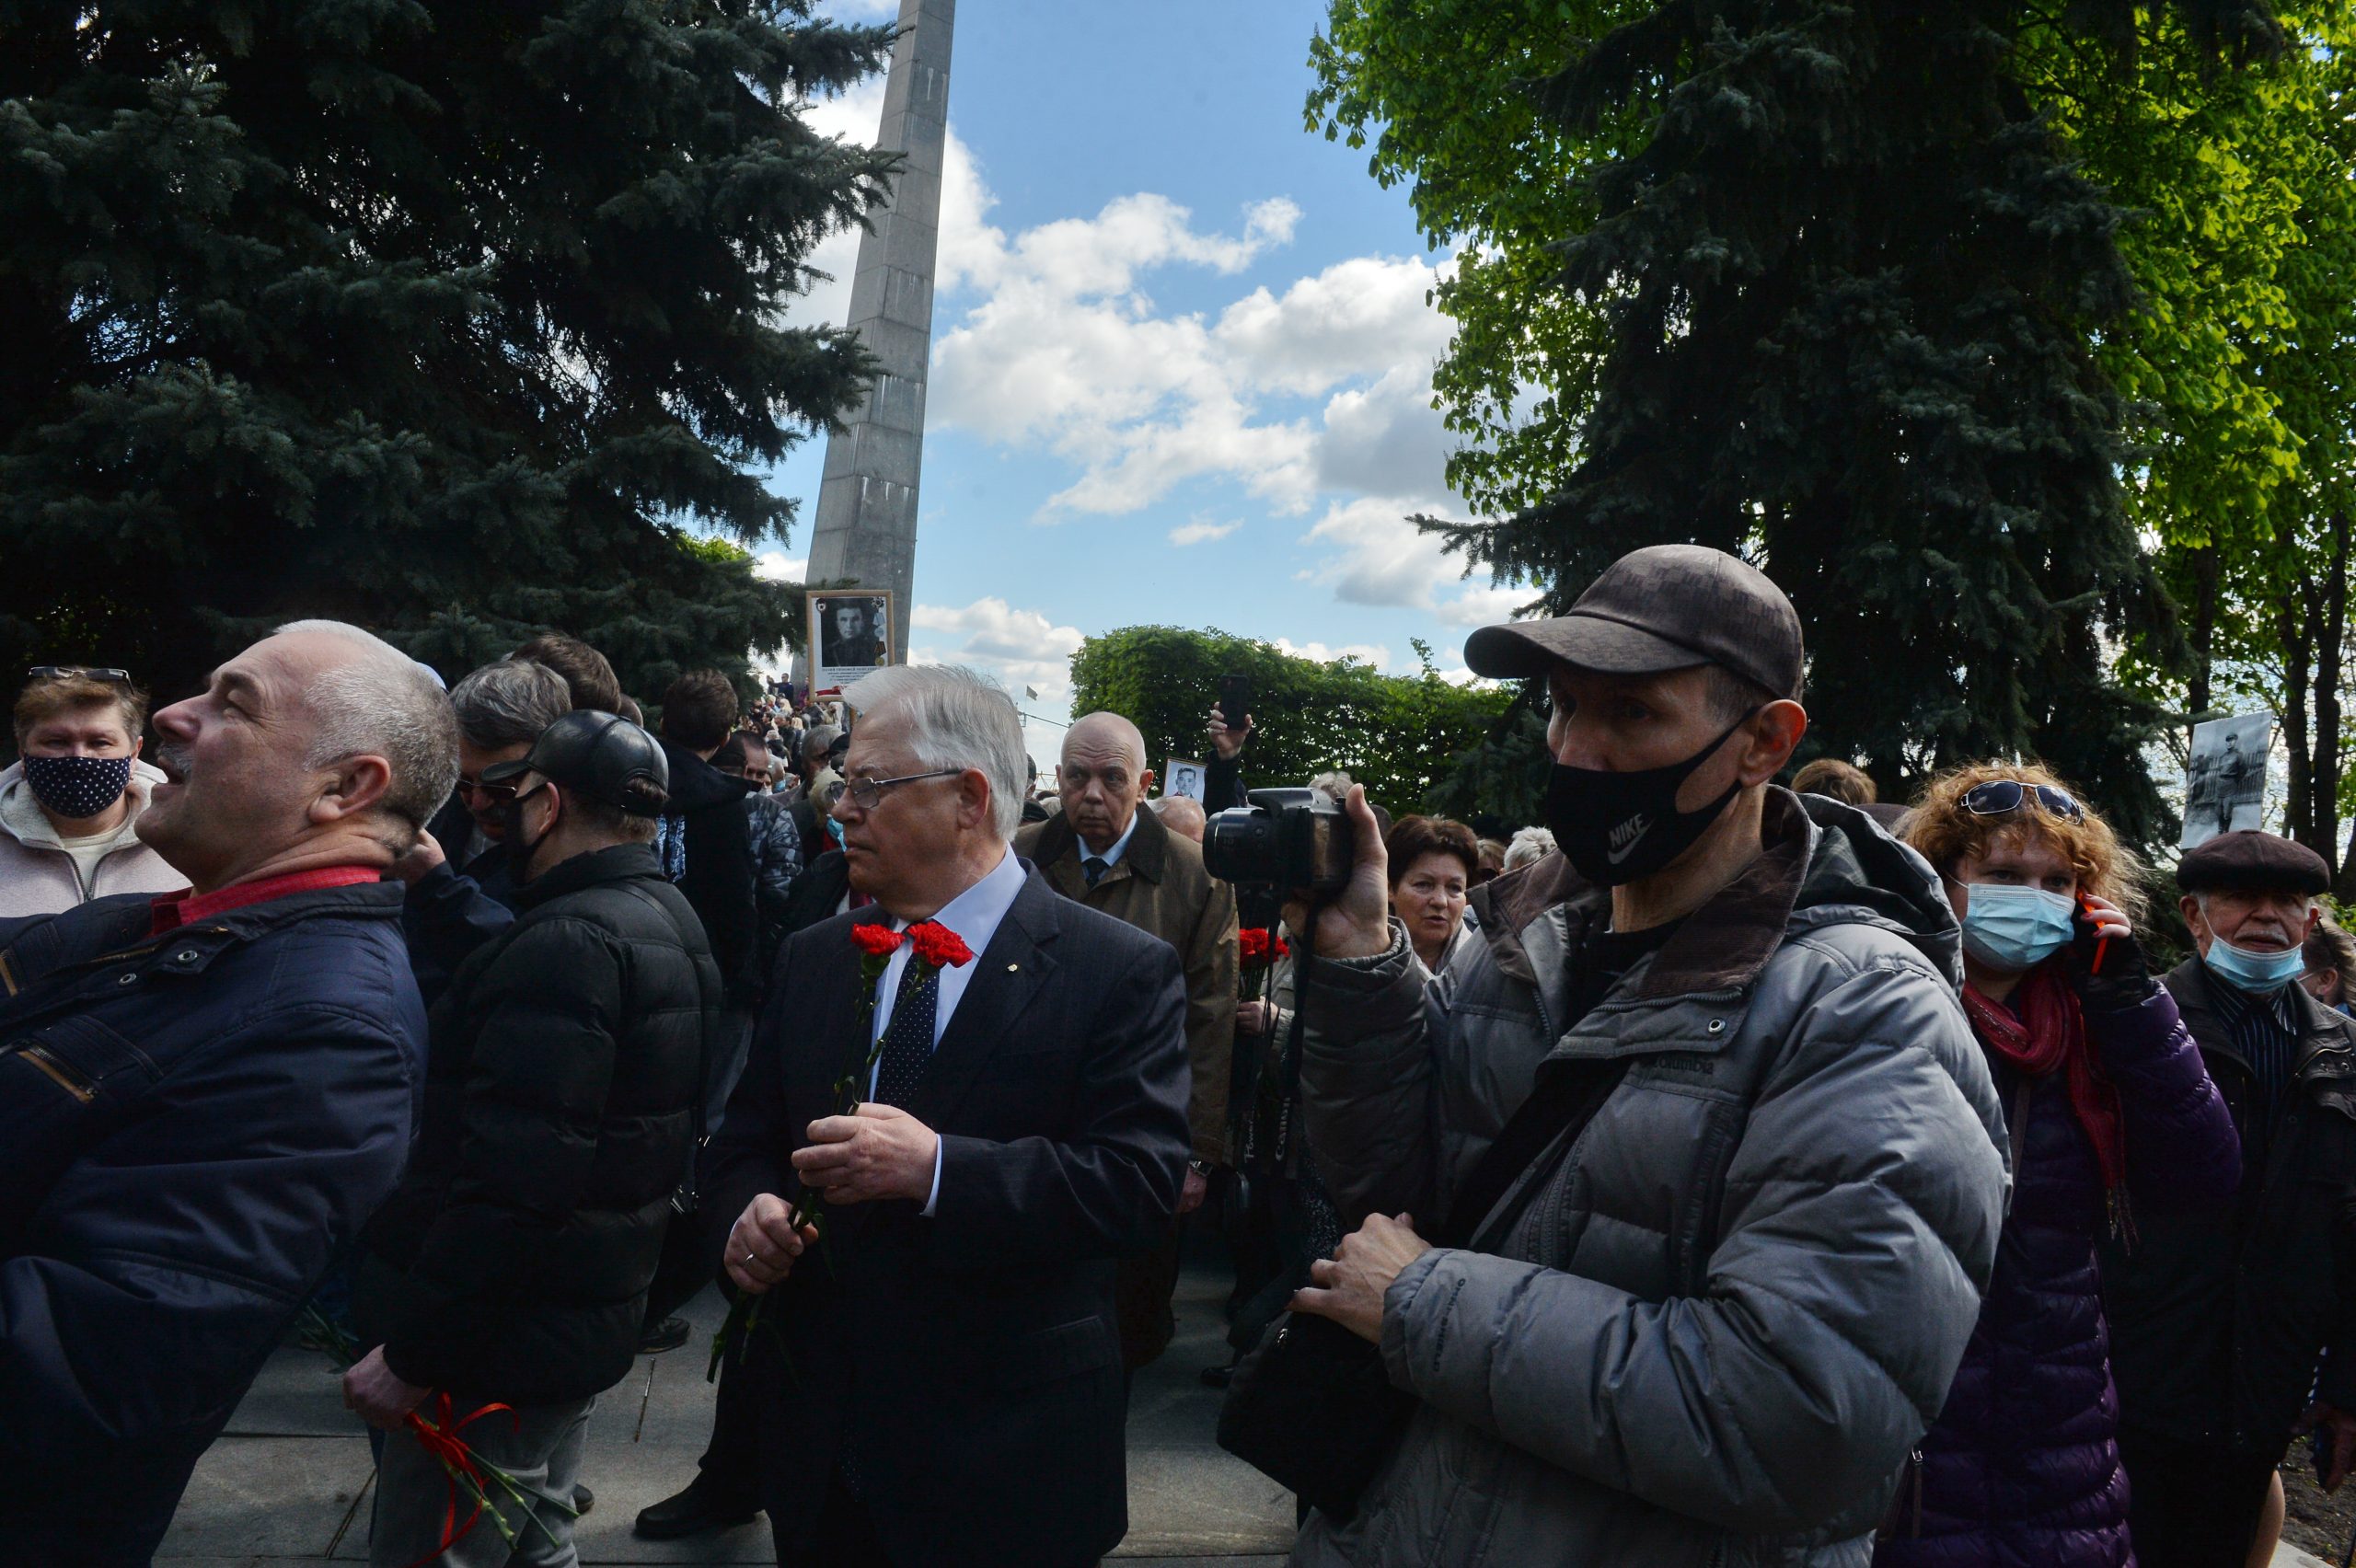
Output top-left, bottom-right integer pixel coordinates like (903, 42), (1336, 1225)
(1279, 785), (1393, 962)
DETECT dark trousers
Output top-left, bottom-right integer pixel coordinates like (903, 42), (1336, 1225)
(694, 1324), (766, 1502)
(2117, 1426), (2281, 1568)
(1114, 1221), (1184, 1369)
(770, 1470), (893, 1567)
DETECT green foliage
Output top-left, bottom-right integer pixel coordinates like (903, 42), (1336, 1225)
(0, 0), (898, 701)
(1067, 628), (1522, 825)
(1307, 0), (2298, 848)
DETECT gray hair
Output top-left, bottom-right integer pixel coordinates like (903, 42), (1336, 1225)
(841, 664), (1026, 841)
(449, 659), (572, 751)
(1503, 825), (1557, 873)
(274, 621), (461, 842)
(1309, 769), (1356, 803)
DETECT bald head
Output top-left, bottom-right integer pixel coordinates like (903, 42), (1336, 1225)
(1064, 711), (1146, 774)
(1154, 794), (1207, 844)
(1059, 710), (1152, 855)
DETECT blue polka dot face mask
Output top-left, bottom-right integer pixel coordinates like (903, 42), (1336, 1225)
(22, 754), (133, 823)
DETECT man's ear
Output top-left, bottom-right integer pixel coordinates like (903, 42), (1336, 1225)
(1139, 769), (1157, 799)
(1737, 700), (1808, 787)
(310, 755), (395, 825)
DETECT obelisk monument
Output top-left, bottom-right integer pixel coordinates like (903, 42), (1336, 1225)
(803, 0), (954, 663)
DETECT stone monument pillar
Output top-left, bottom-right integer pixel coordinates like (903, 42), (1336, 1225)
(803, 0), (953, 664)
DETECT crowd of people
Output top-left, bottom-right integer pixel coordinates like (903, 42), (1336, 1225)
(3, 545), (2354, 1568)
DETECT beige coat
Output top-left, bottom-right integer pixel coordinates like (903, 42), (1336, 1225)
(0, 759), (187, 917)
(1017, 802), (1238, 1162)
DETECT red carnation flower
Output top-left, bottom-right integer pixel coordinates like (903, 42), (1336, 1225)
(1240, 928), (1268, 963)
(907, 920), (976, 969)
(851, 924), (905, 958)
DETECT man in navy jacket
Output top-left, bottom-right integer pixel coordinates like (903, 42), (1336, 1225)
(0, 621), (457, 1565)
(708, 664), (1191, 1568)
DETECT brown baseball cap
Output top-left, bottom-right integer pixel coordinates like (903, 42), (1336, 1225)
(1463, 544), (1805, 699)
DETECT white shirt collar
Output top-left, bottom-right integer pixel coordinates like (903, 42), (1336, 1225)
(908, 841), (1025, 947)
(1083, 810), (1141, 871)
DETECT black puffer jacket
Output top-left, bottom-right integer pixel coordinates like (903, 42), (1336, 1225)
(356, 843), (718, 1404)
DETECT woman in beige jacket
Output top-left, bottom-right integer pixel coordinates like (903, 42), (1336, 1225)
(0, 667), (185, 917)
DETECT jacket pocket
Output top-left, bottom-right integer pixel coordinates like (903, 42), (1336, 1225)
(0, 1016), (159, 1221)
(989, 1315), (1118, 1390)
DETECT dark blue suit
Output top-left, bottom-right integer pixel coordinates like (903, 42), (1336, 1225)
(707, 866), (1191, 1568)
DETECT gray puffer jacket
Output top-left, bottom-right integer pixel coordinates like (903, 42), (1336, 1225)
(1290, 790), (2008, 1568)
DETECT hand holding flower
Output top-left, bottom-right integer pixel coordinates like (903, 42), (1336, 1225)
(342, 1344), (431, 1431)
(793, 1102), (939, 1205)
(726, 1193), (820, 1295)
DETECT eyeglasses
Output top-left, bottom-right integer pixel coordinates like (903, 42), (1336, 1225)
(842, 767), (963, 810)
(457, 775), (519, 805)
(27, 665), (133, 686)
(1962, 778), (2085, 824)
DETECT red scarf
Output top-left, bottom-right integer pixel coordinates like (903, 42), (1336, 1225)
(1960, 965), (2131, 1228)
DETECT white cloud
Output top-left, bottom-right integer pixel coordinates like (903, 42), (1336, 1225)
(1436, 582), (1537, 628)
(911, 596), (1083, 665)
(1271, 637), (1392, 668)
(755, 551), (806, 582)
(1302, 496), (1464, 610)
(1169, 518), (1241, 547)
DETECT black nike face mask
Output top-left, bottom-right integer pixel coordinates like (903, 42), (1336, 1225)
(1543, 711), (1756, 887)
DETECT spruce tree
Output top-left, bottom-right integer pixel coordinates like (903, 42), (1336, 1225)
(1412, 0), (2276, 843)
(0, 0), (897, 700)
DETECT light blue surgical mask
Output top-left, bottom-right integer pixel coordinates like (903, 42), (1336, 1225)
(1958, 884), (2077, 973)
(2202, 935), (2308, 995)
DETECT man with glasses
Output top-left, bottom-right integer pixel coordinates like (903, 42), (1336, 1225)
(393, 658), (572, 1004)
(693, 664), (1190, 1568)
(2100, 831), (2356, 1568)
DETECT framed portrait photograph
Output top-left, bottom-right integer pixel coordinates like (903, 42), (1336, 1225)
(808, 590), (894, 694)
(2180, 712), (2274, 850)
(1163, 757), (1207, 802)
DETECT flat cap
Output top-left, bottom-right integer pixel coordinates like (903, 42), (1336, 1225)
(2177, 830), (2329, 896)
(1463, 544), (1804, 700)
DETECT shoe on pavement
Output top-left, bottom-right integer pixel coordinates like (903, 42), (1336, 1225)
(572, 1482), (594, 1516)
(1198, 1363), (1234, 1389)
(637, 1315), (691, 1355)
(635, 1475), (763, 1540)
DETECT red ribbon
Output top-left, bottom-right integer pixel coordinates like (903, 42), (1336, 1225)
(399, 1392), (520, 1568)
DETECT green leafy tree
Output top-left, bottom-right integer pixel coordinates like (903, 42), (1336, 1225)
(1310, 0), (2285, 847)
(1066, 628), (1521, 825)
(0, 0), (897, 701)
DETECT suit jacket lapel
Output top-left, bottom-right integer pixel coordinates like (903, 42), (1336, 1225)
(909, 872), (1062, 1129)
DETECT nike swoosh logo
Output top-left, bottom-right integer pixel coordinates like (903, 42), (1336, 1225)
(1606, 815), (1651, 865)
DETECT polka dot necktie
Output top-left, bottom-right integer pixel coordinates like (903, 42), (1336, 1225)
(872, 957), (941, 1107)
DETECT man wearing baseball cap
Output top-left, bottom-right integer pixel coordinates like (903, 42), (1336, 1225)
(1273, 545), (2007, 1568)
(2100, 831), (2356, 1567)
(344, 711), (722, 1566)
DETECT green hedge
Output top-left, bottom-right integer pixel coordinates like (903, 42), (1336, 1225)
(1067, 627), (1537, 826)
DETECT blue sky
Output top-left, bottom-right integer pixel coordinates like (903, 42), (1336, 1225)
(755, 0), (1520, 765)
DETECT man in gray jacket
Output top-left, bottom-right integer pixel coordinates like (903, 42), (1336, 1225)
(1283, 546), (2008, 1567)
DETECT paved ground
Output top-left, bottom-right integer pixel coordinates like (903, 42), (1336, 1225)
(158, 1252), (1295, 1566)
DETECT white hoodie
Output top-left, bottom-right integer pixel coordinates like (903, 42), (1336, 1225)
(0, 758), (188, 917)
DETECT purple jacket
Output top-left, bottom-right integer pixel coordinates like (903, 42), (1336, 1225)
(1875, 974), (2238, 1568)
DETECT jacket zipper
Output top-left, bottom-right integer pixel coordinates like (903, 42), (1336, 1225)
(12, 1043), (96, 1102)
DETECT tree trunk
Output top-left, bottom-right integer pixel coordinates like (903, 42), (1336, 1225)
(2189, 543), (2220, 736)
(2315, 512), (2353, 900)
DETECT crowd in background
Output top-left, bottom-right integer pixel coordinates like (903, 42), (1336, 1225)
(6, 549), (2356, 1568)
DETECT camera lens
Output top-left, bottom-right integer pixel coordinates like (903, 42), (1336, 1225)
(1202, 807), (1278, 885)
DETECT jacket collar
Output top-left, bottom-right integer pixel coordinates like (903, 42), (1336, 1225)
(1028, 801), (1169, 886)
(2168, 954), (2356, 1084)
(507, 842), (664, 909)
(1464, 789), (1816, 998)
(0, 880), (409, 1004)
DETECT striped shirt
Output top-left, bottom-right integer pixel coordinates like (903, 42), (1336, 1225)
(2209, 975), (2301, 1156)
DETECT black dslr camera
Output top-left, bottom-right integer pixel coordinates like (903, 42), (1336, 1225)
(1203, 787), (1356, 892)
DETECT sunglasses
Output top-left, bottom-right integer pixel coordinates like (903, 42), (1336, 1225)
(1962, 778), (2085, 824)
(457, 775), (520, 805)
(27, 665), (133, 686)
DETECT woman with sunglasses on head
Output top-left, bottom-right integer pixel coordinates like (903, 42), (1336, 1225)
(0, 665), (184, 916)
(1873, 765), (2236, 1568)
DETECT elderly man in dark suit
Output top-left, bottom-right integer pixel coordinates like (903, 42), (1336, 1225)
(707, 664), (1192, 1568)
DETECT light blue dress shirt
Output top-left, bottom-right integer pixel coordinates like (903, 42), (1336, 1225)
(868, 844), (1027, 1216)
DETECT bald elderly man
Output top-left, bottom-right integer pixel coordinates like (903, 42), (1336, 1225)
(0, 621), (459, 1563)
(1018, 712), (1237, 1367)
(1153, 794), (1207, 845)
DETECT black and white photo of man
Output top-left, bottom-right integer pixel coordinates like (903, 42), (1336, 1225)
(821, 596), (886, 669)
(1164, 757), (1207, 802)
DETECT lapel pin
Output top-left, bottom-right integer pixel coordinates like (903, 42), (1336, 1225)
(1007, 963), (1020, 972)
